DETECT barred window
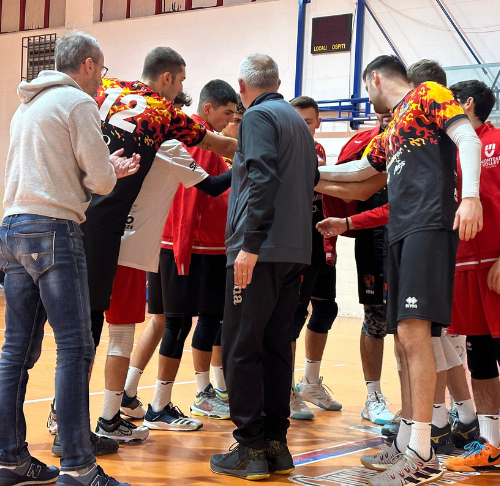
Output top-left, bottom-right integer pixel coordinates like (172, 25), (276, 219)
(21, 34), (56, 82)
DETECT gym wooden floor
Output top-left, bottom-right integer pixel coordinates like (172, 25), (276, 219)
(0, 294), (497, 485)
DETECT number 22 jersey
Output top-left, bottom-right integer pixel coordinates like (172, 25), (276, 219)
(86, 78), (207, 234)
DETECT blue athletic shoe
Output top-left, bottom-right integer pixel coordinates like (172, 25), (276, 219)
(56, 465), (129, 486)
(0, 456), (59, 485)
(120, 392), (146, 419)
(143, 403), (203, 431)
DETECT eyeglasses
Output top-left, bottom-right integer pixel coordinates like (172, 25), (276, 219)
(82, 58), (108, 77)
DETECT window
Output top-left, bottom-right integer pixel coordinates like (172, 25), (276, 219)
(21, 33), (56, 82)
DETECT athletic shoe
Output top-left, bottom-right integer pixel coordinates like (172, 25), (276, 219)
(210, 444), (270, 480)
(296, 376), (342, 411)
(368, 447), (443, 486)
(143, 403), (203, 431)
(56, 464), (129, 486)
(381, 409), (401, 444)
(190, 383), (230, 420)
(95, 412), (149, 443)
(361, 392), (394, 425)
(290, 388), (314, 420)
(431, 423), (455, 454)
(443, 437), (500, 472)
(52, 432), (119, 457)
(448, 407), (459, 425)
(360, 439), (403, 471)
(0, 456), (59, 485)
(47, 399), (57, 435)
(215, 388), (229, 404)
(264, 440), (294, 474)
(451, 416), (480, 448)
(120, 392), (146, 419)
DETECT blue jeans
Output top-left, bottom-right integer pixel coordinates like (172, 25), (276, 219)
(0, 214), (95, 471)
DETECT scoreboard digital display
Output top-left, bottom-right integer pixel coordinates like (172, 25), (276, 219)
(311, 14), (353, 54)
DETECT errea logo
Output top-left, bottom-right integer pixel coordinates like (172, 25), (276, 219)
(485, 144), (496, 158)
(405, 296), (418, 309)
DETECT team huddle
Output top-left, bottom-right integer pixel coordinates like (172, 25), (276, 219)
(0, 29), (499, 486)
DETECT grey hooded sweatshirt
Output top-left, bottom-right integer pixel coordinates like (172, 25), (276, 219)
(4, 70), (116, 224)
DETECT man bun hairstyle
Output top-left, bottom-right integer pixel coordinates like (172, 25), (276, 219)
(198, 79), (238, 113)
(363, 55), (407, 82)
(237, 54), (279, 90)
(407, 59), (447, 87)
(55, 31), (102, 74)
(173, 92), (192, 108)
(450, 80), (496, 123)
(142, 47), (186, 81)
(289, 95), (319, 118)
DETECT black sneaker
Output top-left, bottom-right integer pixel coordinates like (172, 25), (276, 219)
(210, 443), (270, 480)
(431, 423), (455, 454)
(52, 432), (119, 457)
(452, 416), (480, 448)
(95, 412), (149, 444)
(264, 440), (294, 474)
(0, 456), (59, 485)
(56, 464), (129, 486)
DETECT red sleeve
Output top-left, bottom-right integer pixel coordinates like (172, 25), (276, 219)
(315, 141), (326, 160)
(351, 203), (389, 230)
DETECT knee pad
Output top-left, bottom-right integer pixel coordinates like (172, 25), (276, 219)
(361, 304), (387, 339)
(446, 334), (466, 367)
(441, 334), (463, 370)
(159, 316), (192, 360)
(467, 335), (499, 380)
(292, 304), (309, 342)
(432, 336), (447, 372)
(214, 329), (222, 347)
(192, 314), (223, 352)
(107, 324), (135, 358)
(307, 298), (338, 334)
(90, 311), (105, 350)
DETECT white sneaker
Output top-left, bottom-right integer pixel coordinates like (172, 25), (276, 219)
(361, 392), (394, 425)
(95, 412), (149, 443)
(360, 439), (403, 471)
(290, 388), (314, 420)
(296, 377), (342, 411)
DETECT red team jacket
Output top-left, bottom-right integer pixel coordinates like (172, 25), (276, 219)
(162, 115), (230, 275)
(322, 126), (380, 265)
(350, 121), (500, 272)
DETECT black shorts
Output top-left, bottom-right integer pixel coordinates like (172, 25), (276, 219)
(298, 254), (336, 306)
(148, 249), (226, 317)
(81, 221), (122, 311)
(386, 229), (458, 336)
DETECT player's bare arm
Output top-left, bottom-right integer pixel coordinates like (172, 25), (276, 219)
(487, 257), (500, 294)
(315, 172), (386, 201)
(196, 130), (237, 159)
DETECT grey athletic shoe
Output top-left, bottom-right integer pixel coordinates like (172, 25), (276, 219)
(190, 383), (230, 419)
(360, 439), (403, 471)
(95, 412), (149, 443)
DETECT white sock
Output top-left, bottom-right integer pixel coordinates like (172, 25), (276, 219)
(366, 380), (382, 395)
(124, 366), (143, 398)
(211, 366), (226, 391)
(455, 399), (476, 425)
(304, 359), (321, 384)
(395, 417), (413, 451)
(101, 390), (124, 421)
(432, 403), (448, 428)
(151, 380), (173, 412)
(478, 414), (500, 448)
(195, 370), (210, 393)
(408, 421), (432, 460)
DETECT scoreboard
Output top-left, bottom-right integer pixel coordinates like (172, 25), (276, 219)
(311, 14), (353, 54)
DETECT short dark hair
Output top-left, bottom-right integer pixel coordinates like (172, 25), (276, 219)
(449, 80), (496, 123)
(197, 79), (238, 113)
(173, 92), (192, 108)
(362, 55), (407, 82)
(407, 59), (447, 87)
(289, 95), (319, 117)
(142, 47), (186, 81)
(235, 95), (246, 115)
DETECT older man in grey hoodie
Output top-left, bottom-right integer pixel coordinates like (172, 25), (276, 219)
(0, 32), (137, 486)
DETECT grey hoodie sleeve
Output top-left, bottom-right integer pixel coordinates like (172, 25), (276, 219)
(68, 100), (117, 195)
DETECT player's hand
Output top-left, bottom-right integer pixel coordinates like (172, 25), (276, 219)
(317, 154), (326, 167)
(487, 258), (500, 294)
(453, 197), (483, 241)
(110, 149), (141, 179)
(234, 250), (258, 289)
(316, 217), (349, 237)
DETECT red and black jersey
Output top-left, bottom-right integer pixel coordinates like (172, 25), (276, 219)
(367, 81), (468, 244)
(85, 78), (207, 234)
(311, 141), (327, 258)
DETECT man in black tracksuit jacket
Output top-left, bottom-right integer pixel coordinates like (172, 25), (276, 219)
(210, 54), (318, 480)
